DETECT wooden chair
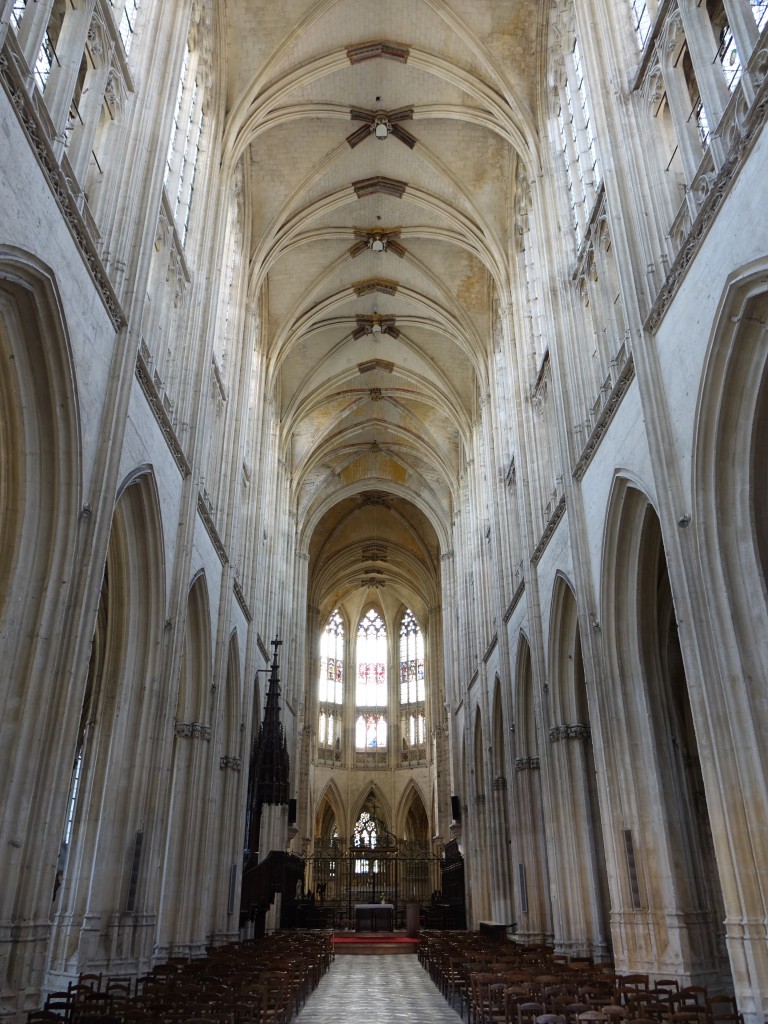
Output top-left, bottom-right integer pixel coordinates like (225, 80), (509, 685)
(563, 1003), (591, 1024)
(470, 972), (504, 1024)
(45, 993), (76, 1021)
(708, 994), (742, 1024)
(77, 976), (103, 994)
(600, 1005), (629, 1023)
(519, 1000), (546, 1024)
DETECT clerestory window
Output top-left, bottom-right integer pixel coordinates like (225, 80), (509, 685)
(399, 609), (426, 763)
(355, 609), (387, 752)
(629, 0), (652, 48)
(318, 610), (343, 764)
(555, 33), (602, 244)
(164, 31), (207, 245)
(107, 0), (141, 55)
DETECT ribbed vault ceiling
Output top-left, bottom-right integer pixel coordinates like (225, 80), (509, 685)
(223, 0), (545, 612)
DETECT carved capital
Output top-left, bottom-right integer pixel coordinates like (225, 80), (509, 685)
(175, 721), (212, 741)
(514, 756), (540, 772)
(549, 723), (591, 742)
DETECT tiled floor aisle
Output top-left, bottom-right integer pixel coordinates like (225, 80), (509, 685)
(296, 954), (463, 1023)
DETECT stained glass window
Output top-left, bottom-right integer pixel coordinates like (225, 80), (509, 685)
(356, 608), (387, 707)
(318, 609), (343, 763)
(354, 810), (378, 847)
(399, 610), (425, 704)
(399, 609), (426, 763)
(355, 713), (387, 749)
(353, 810), (381, 873)
(319, 609), (344, 704)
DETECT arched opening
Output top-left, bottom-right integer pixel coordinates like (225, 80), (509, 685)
(638, 508), (729, 984)
(491, 678), (514, 925)
(548, 576), (611, 959)
(514, 634), (552, 944)
(49, 469), (166, 977)
(603, 480), (732, 987)
(0, 260), (81, 1000)
(158, 571), (214, 957)
(470, 708), (491, 921)
(210, 631), (245, 944)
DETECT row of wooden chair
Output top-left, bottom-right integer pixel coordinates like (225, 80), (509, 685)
(28, 931), (334, 1024)
(417, 931), (743, 1024)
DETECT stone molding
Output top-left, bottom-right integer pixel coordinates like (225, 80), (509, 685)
(531, 495), (566, 566)
(549, 723), (591, 742)
(0, 39), (126, 330)
(515, 756), (540, 772)
(135, 347), (192, 477)
(504, 579), (526, 622)
(233, 577), (252, 622)
(219, 755), (242, 771)
(347, 40), (409, 64)
(197, 491), (229, 565)
(175, 721), (211, 741)
(573, 355), (636, 481)
(353, 175), (407, 198)
(353, 277), (399, 296)
(482, 634), (498, 662)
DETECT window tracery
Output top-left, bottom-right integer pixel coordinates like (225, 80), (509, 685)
(552, 20), (602, 244)
(354, 608), (388, 763)
(353, 811), (380, 873)
(318, 610), (344, 764)
(164, 3), (211, 246)
(111, 0), (141, 54)
(630, 0), (653, 47)
(399, 610), (426, 764)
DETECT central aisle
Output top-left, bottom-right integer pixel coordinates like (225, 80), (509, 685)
(296, 953), (463, 1023)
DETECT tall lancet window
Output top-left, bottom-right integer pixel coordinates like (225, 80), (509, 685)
(399, 609), (426, 764)
(164, 4), (210, 246)
(355, 609), (388, 760)
(318, 610), (343, 765)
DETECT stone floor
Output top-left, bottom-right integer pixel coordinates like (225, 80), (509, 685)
(295, 953), (463, 1023)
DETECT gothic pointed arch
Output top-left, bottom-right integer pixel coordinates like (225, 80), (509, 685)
(351, 782), (392, 835)
(546, 571), (610, 959)
(178, 570), (213, 723)
(158, 569), (215, 955)
(688, 266), (768, 999)
(0, 251), (83, 957)
(314, 777), (345, 840)
(491, 677), (506, 779)
(49, 465), (166, 976)
(513, 630), (551, 944)
(395, 779), (430, 842)
(601, 478), (730, 985)
(490, 676), (514, 924)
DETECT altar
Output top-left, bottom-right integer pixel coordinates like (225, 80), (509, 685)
(354, 902), (394, 931)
